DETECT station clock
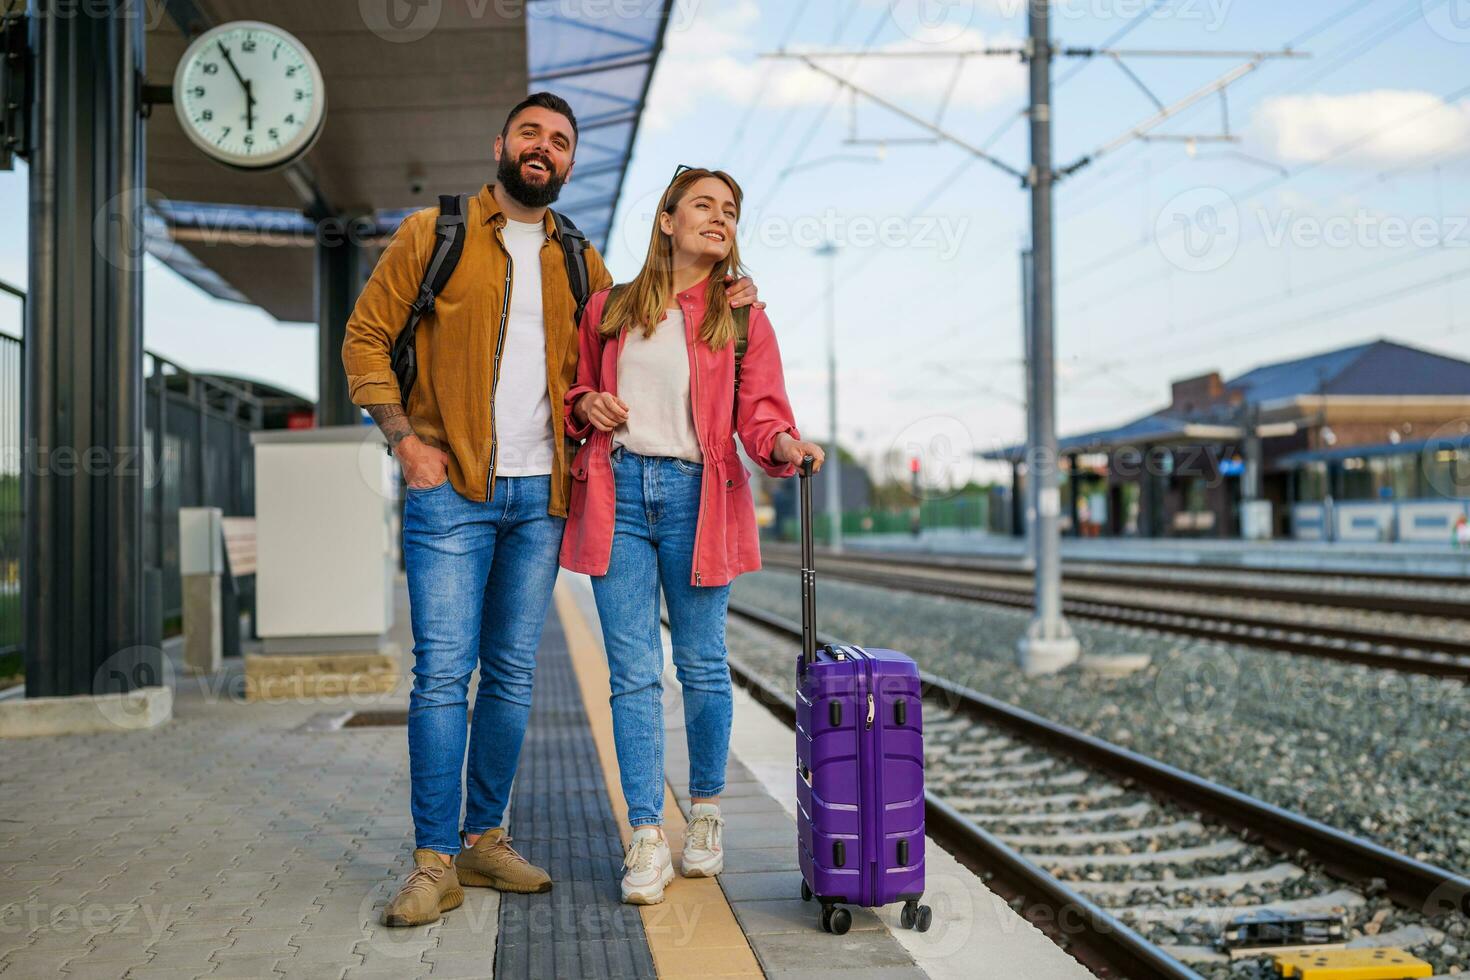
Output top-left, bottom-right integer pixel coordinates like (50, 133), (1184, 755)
(173, 21), (326, 171)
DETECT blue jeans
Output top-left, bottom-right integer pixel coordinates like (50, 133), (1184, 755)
(402, 474), (565, 855)
(590, 448), (734, 828)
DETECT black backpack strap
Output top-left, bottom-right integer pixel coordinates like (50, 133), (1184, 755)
(731, 305), (751, 424)
(552, 209), (591, 324)
(390, 193), (469, 409)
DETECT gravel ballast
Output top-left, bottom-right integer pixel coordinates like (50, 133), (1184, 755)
(724, 568), (1470, 977)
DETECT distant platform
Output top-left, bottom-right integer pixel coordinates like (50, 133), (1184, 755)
(836, 529), (1470, 578)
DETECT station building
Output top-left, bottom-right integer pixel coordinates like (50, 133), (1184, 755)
(989, 339), (1470, 543)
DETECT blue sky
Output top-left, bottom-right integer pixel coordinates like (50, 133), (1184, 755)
(3, 0), (1469, 488)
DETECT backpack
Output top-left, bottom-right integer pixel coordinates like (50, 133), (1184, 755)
(605, 283), (751, 419)
(389, 195), (591, 408)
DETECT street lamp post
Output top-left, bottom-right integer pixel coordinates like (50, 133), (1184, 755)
(816, 241), (842, 554)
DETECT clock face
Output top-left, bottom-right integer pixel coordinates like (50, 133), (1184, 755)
(173, 21), (326, 171)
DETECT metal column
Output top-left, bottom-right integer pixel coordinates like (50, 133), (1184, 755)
(316, 225), (363, 427)
(24, 2), (152, 697)
(1067, 453), (1081, 536)
(1017, 0), (1079, 674)
(1020, 248), (1036, 566)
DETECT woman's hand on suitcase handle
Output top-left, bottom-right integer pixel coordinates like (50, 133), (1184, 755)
(574, 391), (629, 433)
(776, 432), (825, 472)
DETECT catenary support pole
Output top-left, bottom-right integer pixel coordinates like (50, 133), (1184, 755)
(1018, 0), (1080, 675)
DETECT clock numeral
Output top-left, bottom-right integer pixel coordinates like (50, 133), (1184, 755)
(242, 38), (257, 52)
(268, 128), (280, 141)
(201, 110), (213, 122)
(192, 86), (206, 97)
(285, 66), (297, 77)
(220, 126), (231, 138)
(202, 62), (219, 74)
(285, 114), (296, 125)
(244, 134), (255, 147)
(295, 90), (306, 102)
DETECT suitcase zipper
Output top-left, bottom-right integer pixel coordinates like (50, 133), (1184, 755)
(851, 646), (882, 907)
(867, 651), (882, 905)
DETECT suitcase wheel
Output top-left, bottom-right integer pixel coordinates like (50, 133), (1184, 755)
(821, 905), (851, 935)
(901, 900), (932, 932)
(800, 879), (812, 902)
(893, 899), (929, 934)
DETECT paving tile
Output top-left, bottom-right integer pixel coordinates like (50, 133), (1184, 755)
(746, 930), (917, 973)
(421, 951), (493, 976)
(275, 965), (351, 980)
(717, 870), (807, 903)
(693, 794), (791, 816)
(730, 898), (882, 936)
(763, 969), (929, 980)
(342, 967), (432, 980)
(204, 951), (289, 977)
(719, 813), (802, 839)
(720, 847), (802, 874)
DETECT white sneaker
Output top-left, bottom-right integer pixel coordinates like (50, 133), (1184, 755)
(621, 827), (674, 905)
(681, 803), (725, 878)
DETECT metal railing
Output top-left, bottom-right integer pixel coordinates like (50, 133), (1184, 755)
(1, 281), (22, 669)
(145, 350), (264, 630)
(1, 278), (266, 677)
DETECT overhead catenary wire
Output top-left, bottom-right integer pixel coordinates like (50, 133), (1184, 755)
(716, 1), (810, 166)
(751, 6), (890, 198)
(767, 0), (1438, 421)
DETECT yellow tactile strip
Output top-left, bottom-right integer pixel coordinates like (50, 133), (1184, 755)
(554, 581), (765, 979)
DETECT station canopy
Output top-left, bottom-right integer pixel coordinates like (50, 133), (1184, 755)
(144, 0), (672, 322)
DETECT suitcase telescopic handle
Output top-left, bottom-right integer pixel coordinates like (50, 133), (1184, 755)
(799, 455), (817, 666)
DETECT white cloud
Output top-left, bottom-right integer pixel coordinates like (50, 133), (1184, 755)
(644, 0), (1024, 131)
(1251, 90), (1470, 169)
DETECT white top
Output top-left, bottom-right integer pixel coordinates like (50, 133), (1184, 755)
(613, 309), (703, 463)
(493, 217), (554, 476)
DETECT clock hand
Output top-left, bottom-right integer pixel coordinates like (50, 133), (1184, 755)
(216, 41), (258, 131)
(217, 41), (247, 89)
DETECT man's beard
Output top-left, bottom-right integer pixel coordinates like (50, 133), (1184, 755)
(497, 149), (567, 208)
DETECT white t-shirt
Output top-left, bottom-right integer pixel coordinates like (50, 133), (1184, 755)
(493, 218), (554, 477)
(613, 309), (703, 463)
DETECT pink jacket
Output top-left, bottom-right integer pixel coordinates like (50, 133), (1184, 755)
(559, 282), (802, 587)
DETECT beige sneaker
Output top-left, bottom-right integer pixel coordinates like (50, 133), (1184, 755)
(455, 828), (552, 894)
(681, 803), (725, 877)
(621, 827), (674, 905)
(382, 849), (464, 928)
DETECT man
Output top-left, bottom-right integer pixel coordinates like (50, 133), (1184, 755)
(342, 92), (761, 927)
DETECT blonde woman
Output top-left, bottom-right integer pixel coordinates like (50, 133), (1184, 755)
(560, 167), (825, 904)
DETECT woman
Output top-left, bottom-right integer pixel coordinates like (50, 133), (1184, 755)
(560, 167), (825, 905)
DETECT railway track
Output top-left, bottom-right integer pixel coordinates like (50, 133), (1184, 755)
(761, 551), (1470, 681)
(722, 601), (1470, 980)
(765, 544), (1470, 622)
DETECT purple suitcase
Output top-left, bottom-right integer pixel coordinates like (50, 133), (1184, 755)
(793, 458), (931, 935)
